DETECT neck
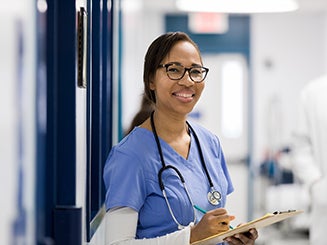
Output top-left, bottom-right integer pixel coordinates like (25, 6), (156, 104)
(150, 110), (191, 159)
(151, 110), (188, 138)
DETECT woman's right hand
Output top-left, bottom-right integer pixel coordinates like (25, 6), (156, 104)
(190, 208), (235, 244)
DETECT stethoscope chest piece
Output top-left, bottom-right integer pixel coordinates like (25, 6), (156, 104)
(207, 189), (221, 206)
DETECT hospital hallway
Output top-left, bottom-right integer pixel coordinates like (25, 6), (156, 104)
(259, 226), (309, 245)
(2, 0), (327, 244)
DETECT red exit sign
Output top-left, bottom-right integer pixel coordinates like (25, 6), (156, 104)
(188, 13), (229, 34)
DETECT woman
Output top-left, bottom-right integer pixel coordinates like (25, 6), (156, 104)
(103, 32), (258, 245)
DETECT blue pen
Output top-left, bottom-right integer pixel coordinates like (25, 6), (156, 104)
(193, 205), (234, 229)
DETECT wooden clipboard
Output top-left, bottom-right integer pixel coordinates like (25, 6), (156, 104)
(191, 210), (304, 245)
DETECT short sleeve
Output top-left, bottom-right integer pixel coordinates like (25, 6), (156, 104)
(103, 146), (147, 212)
(218, 144), (234, 195)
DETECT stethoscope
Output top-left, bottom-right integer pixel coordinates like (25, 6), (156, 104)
(150, 111), (222, 229)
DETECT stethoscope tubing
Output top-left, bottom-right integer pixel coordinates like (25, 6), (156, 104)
(150, 111), (215, 190)
(150, 111), (223, 228)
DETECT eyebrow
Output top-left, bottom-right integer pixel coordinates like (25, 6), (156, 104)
(166, 61), (203, 67)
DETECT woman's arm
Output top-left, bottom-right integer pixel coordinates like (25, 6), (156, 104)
(105, 207), (191, 245)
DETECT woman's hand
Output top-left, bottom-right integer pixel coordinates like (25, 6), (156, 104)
(190, 208), (235, 243)
(224, 228), (258, 245)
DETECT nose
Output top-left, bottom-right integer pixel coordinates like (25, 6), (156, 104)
(177, 70), (194, 87)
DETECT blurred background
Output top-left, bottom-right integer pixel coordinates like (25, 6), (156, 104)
(1, 0), (327, 244)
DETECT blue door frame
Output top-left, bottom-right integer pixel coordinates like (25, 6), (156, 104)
(35, 0), (114, 243)
(86, 0), (114, 241)
(36, 0), (78, 243)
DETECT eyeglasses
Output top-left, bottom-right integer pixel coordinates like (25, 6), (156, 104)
(158, 63), (209, 83)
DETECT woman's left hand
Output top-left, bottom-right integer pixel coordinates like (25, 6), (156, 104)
(223, 228), (258, 245)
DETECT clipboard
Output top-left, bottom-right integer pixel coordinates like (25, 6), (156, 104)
(191, 210), (304, 245)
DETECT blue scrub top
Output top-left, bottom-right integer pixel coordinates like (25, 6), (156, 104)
(103, 122), (234, 240)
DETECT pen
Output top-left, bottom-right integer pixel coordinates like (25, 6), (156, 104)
(193, 205), (207, 214)
(193, 205), (234, 229)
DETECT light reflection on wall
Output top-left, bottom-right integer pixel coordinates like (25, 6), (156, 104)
(221, 60), (244, 139)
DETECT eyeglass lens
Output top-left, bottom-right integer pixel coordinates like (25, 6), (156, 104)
(166, 64), (207, 82)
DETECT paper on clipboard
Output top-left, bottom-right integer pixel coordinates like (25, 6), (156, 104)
(191, 210), (304, 245)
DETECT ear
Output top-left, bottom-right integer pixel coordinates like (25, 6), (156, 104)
(149, 80), (156, 90)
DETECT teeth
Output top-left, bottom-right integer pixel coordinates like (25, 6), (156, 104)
(175, 93), (193, 98)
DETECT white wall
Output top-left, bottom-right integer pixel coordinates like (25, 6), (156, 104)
(0, 0), (36, 244)
(251, 10), (327, 216)
(121, 3), (164, 131)
(251, 11), (327, 166)
(0, 15), (20, 245)
(75, 1), (88, 243)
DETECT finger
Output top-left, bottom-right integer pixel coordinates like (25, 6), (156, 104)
(216, 214), (235, 225)
(217, 218), (235, 233)
(219, 220), (234, 227)
(216, 222), (230, 233)
(234, 233), (251, 244)
(206, 208), (236, 223)
(239, 229), (258, 240)
(225, 234), (252, 245)
(224, 236), (243, 245)
(205, 212), (230, 223)
(248, 228), (259, 239)
(223, 228), (258, 244)
(230, 229), (258, 244)
(207, 208), (228, 216)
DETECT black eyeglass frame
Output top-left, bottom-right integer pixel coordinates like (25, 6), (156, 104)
(158, 63), (209, 83)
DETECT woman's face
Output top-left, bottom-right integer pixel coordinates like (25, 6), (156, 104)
(150, 41), (205, 117)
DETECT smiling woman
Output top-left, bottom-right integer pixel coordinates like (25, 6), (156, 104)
(103, 32), (258, 245)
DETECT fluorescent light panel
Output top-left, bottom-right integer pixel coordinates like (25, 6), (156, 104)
(176, 0), (299, 13)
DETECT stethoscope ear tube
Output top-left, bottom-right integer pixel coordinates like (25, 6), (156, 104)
(186, 121), (215, 189)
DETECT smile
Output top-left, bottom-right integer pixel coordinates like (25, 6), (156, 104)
(173, 92), (194, 98)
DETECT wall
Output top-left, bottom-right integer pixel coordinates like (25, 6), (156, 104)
(75, 1), (88, 242)
(0, 0), (36, 244)
(251, 11), (327, 214)
(121, 5), (163, 131)
(251, 12), (327, 166)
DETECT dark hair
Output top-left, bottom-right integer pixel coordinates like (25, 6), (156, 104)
(125, 95), (155, 135)
(126, 32), (201, 134)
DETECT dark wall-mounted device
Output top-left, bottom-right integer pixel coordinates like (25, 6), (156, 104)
(77, 7), (87, 88)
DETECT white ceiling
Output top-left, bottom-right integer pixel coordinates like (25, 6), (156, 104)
(297, 0), (327, 12)
(135, 0), (327, 13)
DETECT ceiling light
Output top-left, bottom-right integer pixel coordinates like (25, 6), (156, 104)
(176, 0), (299, 13)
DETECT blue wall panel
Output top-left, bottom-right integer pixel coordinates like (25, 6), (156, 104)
(165, 14), (250, 58)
